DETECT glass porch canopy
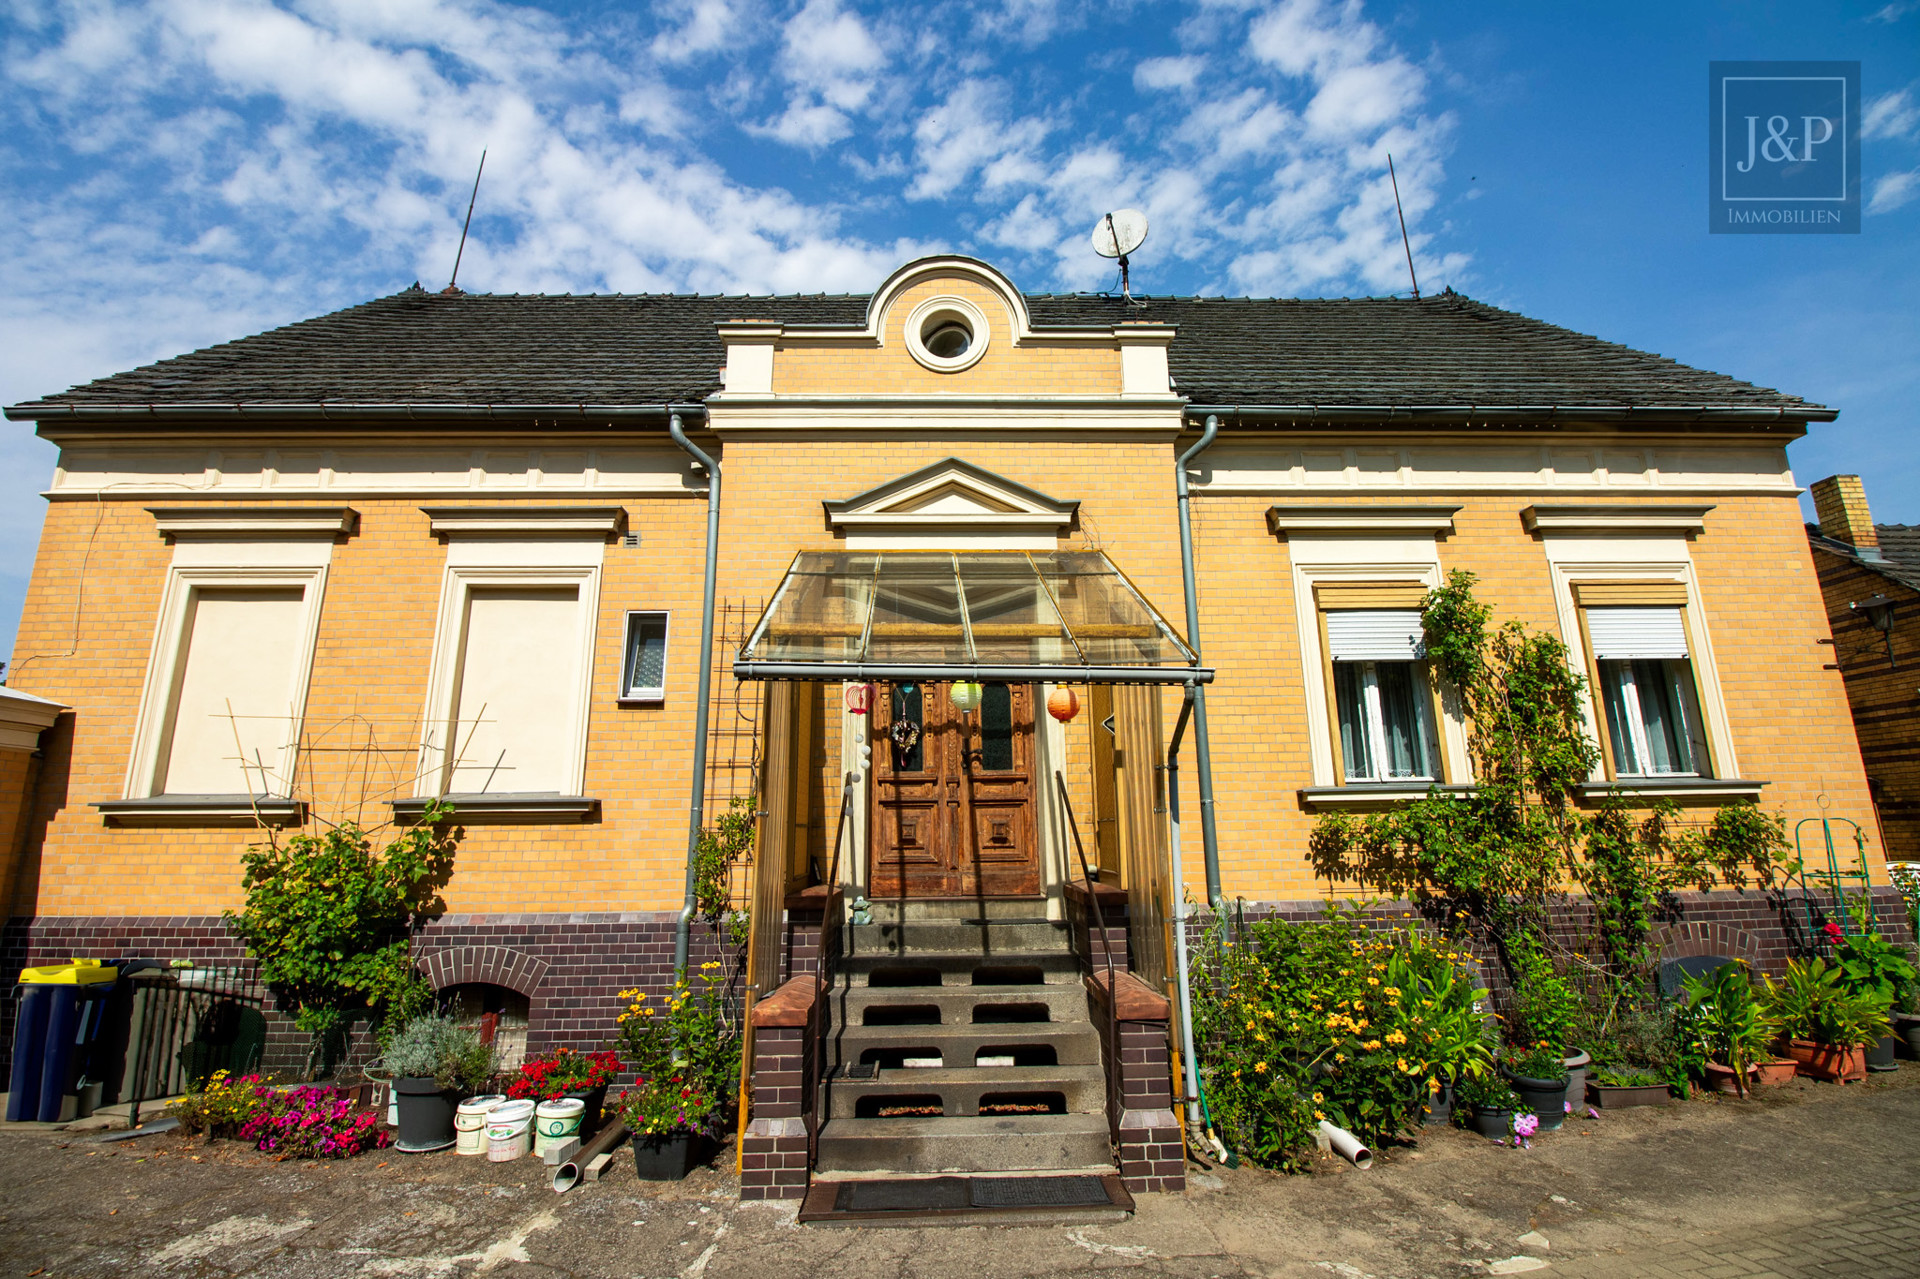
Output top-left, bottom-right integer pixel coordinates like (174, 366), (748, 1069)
(735, 551), (1213, 686)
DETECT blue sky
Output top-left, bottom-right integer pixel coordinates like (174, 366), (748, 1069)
(2, 0), (1916, 667)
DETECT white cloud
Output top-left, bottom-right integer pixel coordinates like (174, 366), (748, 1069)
(1869, 168), (1920, 215)
(1135, 55), (1202, 91)
(907, 80), (1054, 200)
(650, 0), (747, 63)
(1864, 88), (1919, 141)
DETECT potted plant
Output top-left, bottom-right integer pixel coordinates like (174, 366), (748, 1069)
(1833, 926), (1917, 1071)
(1499, 1043), (1570, 1130)
(1454, 1072), (1526, 1140)
(1586, 1064), (1669, 1109)
(615, 966), (743, 1141)
(376, 1013), (497, 1153)
(506, 1048), (622, 1133)
(614, 1074), (718, 1179)
(1681, 962), (1776, 1097)
(1762, 957), (1891, 1083)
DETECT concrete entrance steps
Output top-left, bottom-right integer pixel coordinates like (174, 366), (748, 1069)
(813, 913), (1116, 1179)
(797, 1172), (1134, 1227)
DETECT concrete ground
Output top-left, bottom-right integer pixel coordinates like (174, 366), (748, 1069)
(1, 1068), (1917, 1279)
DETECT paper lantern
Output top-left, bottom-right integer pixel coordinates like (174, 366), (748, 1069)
(949, 681), (984, 713)
(1046, 687), (1080, 723)
(843, 683), (874, 715)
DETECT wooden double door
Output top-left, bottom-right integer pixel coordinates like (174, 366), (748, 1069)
(870, 682), (1040, 899)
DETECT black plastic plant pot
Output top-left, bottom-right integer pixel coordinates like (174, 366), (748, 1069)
(563, 1083), (609, 1136)
(1504, 1072), (1570, 1130)
(1867, 1032), (1899, 1072)
(1466, 1106), (1512, 1140)
(394, 1076), (458, 1153)
(631, 1132), (702, 1180)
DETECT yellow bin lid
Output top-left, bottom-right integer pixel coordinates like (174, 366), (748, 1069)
(18, 959), (118, 985)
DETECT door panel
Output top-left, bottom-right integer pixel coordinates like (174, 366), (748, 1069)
(870, 681), (1039, 898)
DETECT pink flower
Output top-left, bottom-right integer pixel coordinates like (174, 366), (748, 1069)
(1512, 1113), (1540, 1139)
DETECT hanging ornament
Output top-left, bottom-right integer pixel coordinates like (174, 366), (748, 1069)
(843, 683), (874, 715)
(889, 718), (921, 752)
(1046, 686), (1081, 724)
(948, 681), (984, 713)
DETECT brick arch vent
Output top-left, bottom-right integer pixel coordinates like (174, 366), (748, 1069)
(422, 944), (549, 997)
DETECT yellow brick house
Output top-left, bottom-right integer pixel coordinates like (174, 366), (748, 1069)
(0, 255), (1894, 1197)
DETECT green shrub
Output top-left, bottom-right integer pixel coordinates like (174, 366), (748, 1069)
(1589, 1064), (1662, 1088)
(1763, 958), (1892, 1049)
(377, 1012), (497, 1092)
(1834, 926), (1918, 1015)
(1503, 1042), (1568, 1082)
(1681, 963), (1776, 1083)
(223, 806), (459, 1072)
(1192, 910), (1492, 1172)
(1454, 1072), (1521, 1112)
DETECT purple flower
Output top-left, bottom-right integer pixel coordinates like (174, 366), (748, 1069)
(1563, 1101), (1572, 1113)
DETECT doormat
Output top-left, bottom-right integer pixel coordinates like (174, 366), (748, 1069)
(799, 1174), (1133, 1225)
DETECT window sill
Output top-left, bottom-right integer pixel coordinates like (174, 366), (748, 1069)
(1577, 778), (1764, 804)
(391, 794), (600, 824)
(1298, 783), (1472, 812)
(96, 796), (305, 828)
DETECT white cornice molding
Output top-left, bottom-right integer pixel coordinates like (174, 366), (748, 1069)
(421, 506), (628, 538)
(1267, 505), (1462, 536)
(823, 458), (1079, 542)
(1521, 503), (1715, 534)
(148, 506), (358, 540)
(0, 687), (65, 752)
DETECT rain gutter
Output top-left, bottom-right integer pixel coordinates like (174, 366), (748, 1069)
(1175, 415), (1223, 908)
(1177, 403), (1835, 425)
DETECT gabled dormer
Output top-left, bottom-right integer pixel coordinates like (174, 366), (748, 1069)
(822, 457), (1079, 549)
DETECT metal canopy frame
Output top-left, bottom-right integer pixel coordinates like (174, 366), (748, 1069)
(734, 550), (1212, 686)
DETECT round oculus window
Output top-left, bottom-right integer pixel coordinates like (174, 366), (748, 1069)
(902, 296), (991, 371)
(923, 321), (972, 359)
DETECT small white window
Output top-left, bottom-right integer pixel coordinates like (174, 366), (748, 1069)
(621, 611), (670, 703)
(1327, 610), (1438, 783)
(1587, 606), (1708, 777)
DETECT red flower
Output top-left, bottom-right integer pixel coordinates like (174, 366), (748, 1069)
(1823, 921), (1845, 943)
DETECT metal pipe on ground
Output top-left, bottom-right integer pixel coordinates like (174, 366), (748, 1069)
(669, 407), (719, 977)
(1174, 413), (1223, 908)
(552, 1120), (632, 1193)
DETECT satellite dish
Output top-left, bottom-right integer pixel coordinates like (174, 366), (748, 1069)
(1090, 209), (1149, 258)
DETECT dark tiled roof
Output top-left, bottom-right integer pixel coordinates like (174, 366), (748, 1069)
(1808, 523), (1920, 595)
(7, 285), (1826, 417)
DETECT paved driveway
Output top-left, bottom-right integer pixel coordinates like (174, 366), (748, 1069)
(1, 1068), (1916, 1278)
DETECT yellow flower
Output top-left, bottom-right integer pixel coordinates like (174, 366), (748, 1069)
(1334, 1052), (1346, 1063)
(1253, 1061), (1268, 1073)
(1366, 976), (1379, 986)
(1385, 1030), (1407, 1046)
(702, 961), (721, 970)
(1312, 1091), (1324, 1103)
(1313, 1110), (1325, 1120)
(1362, 1040), (1382, 1051)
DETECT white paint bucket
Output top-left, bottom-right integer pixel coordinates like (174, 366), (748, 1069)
(533, 1097), (585, 1158)
(455, 1094), (508, 1156)
(486, 1098), (536, 1162)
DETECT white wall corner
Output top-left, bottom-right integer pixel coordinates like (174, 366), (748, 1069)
(1117, 327), (1175, 397)
(0, 687), (66, 753)
(716, 324), (781, 397)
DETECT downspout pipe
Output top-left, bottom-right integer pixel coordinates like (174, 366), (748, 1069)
(1175, 413), (1224, 908)
(1165, 685), (1202, 1131)
(670, 408), (719, 977)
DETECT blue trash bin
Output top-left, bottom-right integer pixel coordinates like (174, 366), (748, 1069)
(8, 963), (118, 1123)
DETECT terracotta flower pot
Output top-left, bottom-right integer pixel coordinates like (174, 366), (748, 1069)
(1704, 1061), (1757, 1095)
(1751, 1059), (1798, 1088)
(1785, 1038), (1867, 1083)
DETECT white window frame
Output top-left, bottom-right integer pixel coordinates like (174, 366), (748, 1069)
(1332, 658), (1442, 783)
(415, 559), (602, 799)
(1541, 535), (1738, 785)
(124, 559), (329, 799)
(1597, 656), (1706, 778)
(1286, 532), (1469, 789)
(619, 610), (671, 704)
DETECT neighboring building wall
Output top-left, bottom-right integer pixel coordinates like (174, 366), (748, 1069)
(1809, 549), (1919, 860)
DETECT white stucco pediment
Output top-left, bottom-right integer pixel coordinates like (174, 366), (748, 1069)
(822, 458), (1078, 550)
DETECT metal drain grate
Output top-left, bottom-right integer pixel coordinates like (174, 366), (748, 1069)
(970, 1176), (1111, 1208)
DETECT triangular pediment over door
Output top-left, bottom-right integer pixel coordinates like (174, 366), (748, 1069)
(821, 458), (1079, 550)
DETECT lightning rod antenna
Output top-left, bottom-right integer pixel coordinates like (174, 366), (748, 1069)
(446, 148), (487, 294)
(1387, 153), (1419, 299)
